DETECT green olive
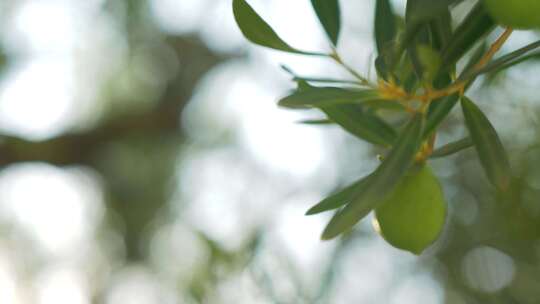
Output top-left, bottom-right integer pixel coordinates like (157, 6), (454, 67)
(375, 164), (446, 254)
(483, 0), (540, 29)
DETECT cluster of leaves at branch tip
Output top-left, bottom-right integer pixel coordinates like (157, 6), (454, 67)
(232, 0), (540, 254)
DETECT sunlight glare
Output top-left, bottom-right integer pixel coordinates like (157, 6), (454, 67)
(0, 164), (102, 255)
(36, 267), (88, 304)
(149, 0), (209, 34)
(228, 79), (326, 177)
(0, 254), (19, 304)
(274, 200), (334, 270)
(106, 266), (175, 304)
(0, 59), (75, 139)
(8, 1), (74, 53)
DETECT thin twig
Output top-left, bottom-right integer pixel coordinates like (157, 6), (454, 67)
(330, 50), (375, 87)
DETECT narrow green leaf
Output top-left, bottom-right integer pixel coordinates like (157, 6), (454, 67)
(297, 119), (333, 125)
(424, 94), (459, 138)
(374, 0), (397, 55)
(461, 42), (488, 76)
(424, 41), (489, 138)
(322, 104), (397, 146)
(391, 50), (417, 89)
(293, 77), (361, 85)
(375, 54), (391, 80)
(461, 96), (511, 191)
(306, 173), (373, 215)
(424, 74), (478, 139)
(283, 84), (397, 145)
(406, 0), (461, 25)
(461, 40), (540, 81)
(401, 1), (430, 75)
(362, 99), (406, 112)
(402, 0), (460, 53)
(440, 2), (495, 68)
(280, 65), (360, 85)
(429, 8), (452, 51)
(428, 9), (453, 90)
(278, 87), (380, 109)
(483, 51), (540, 78)
(295, 79), (313, 92)
(417, 44), (442, 82)
(311, 0), (341, 45)
(430, 137), (473, 158)
(407, 26), (431, 80)
(391, 1), (459, 68)
(233, 0), (325, 55)
(321, 114), (425, 240)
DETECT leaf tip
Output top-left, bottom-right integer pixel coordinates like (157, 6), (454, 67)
(277, 98), (306, 109)
(305, 207), (317, 216)
(231, 0), (243, 20)
(320, 230), (337, 241)
(320, 220), (345, 240)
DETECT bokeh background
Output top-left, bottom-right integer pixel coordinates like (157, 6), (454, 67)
(0, 0), (538, 303)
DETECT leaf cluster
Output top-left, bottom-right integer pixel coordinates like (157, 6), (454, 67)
(233, 0), (540, 251)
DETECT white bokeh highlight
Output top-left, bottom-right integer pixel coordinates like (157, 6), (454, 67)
(0, 164), (103, 255)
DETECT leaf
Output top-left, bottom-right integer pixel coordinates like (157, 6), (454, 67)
(406, 0), (461, 25)
(424, 42), (489, 137)
(424, 62), (480, 138)
(280, 65), (361, 86)
(374, 0), (397, 55)
(391, 50), (416, 88)
(282, 84), (397, 145)
(397, 0), (455, 75)
(295, 79), (313, 92)
(362, 99), (406, 112)
(461, 96), (512, 191)
(321, 113), (424, 240)
(440, 2), (495, 68)
(430, 137), (473, 158)
(322, 104), (397, 146)
(306, 173), (373, 215)
(297, 119), (333, 125)
(403, 0), (459, 51)
(278, 87), (380, 109)
(293, 77), (361, 86)
(417, 44), (442, 82)
(424, 94), (459, 138)
(483, 51), (540, 79)
(429, 8), (452, 51)
(311, 0), (341, 45)
(460, 42), (488, 76)
(233, 0), (325, 55)
(406, 26), (431, 80)
(461, 39), (540, 81)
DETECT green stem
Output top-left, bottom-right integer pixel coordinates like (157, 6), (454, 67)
(329, 50), (374, 87)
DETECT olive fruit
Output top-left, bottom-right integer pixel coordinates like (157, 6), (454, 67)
(483, 0), (540, 29)
(375, 165), (446, 254)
